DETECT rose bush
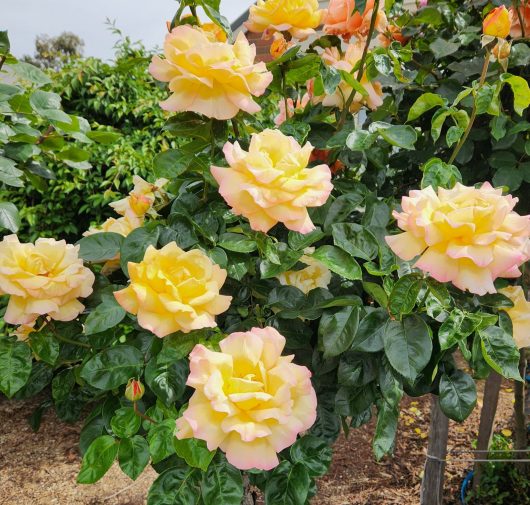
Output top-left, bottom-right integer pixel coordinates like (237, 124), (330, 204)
(1, 0), (530, 503)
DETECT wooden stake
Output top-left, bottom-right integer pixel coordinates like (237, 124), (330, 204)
(472, 371), (502, 491)
(420, 395), (449, 505)
(514, 351), (528, 471)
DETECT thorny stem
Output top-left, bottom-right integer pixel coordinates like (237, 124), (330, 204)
(337, 0), (381, 129)
(48, 321), (91, 348)
(231, 118), (240, 139)
(282, 67), (290, 122)
(448, 48), (491, 165)
(133, 402), (158, 425)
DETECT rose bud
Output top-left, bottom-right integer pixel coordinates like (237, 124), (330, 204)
(125, 379), (145, 402)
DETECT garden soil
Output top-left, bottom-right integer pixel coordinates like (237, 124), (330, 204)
(0, 380), (515, 505)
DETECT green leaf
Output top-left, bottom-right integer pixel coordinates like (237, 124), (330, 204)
(388, 274), (424, 319)
(260, 243), (302, 279)
(0, 31), (10, 54)
(80, 345), (144, 390)
(265, 461), (310, 505)
(339, 70), (368, 97)
(0, 156), (24, 187)
(111, 407), (141, 439)
(439, 370), (477, 422)
(52, 368), (75, 401)
(148, 418), (176, 464)
(201, 454), (243, 505)
(420, 157), (461, 190)
(287, 228), (326, 251)
(319, 305), (360, 358)
(346, 130), (377, 151)
(362, 281), (388, 308)
(29, 329), (60, 365)
(383, 315), (432, 382)
(279, 121), (311, 145)
(0, 202), (20, 232)
(147, 465), (202, 505)
(501, 73), (530, 115)
(158, 330), (207, 365)
(86, 130), (121, 144)
(218, 232), (257, 253)
(479, 326), (522, 381)
(352, 309), (388, 352)
(371, 122), (418, 150)
(84, 296), (126, 335)
(78, 232), (124, 262)
(145, 356), (187, 407)
(373, 400), (399, 460)
(431, 108), (451, 142)
(118, 435), (150, 481)
(438, 309), (478, 350)
(10, 61), (52, 86)
(120, 226), (160, 276)
(29, 90), (62, 113)
(0, 340), (32, 397)
(77, 435), (118, 484)
(493, 166), (523, 191)
(153, 149), (190, 179)
(323, 192), (364, 232)
(290, 436), (332, 477)
(332, 223), (378, 261)
(173, 438), (215, 472)
(407, 93), (446, 121)
(429, 38), (459, 59)
(312, 245), (362, 281)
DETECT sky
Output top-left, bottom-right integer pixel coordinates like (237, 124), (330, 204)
(2, 0), (255, 60)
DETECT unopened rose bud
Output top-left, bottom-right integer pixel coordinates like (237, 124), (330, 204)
(270, 33), (289, 59)
(125, 379), (145, 402)
(483, 6), (512, 39)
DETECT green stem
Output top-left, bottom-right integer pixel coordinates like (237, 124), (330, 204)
(448, 48), (491, 165)
(337, 0), (380, 129)
(53, 331), (91, 348)
(134, 402), (158, 425)
(281, 67), (290, 122)
(231, 118), (240, 139)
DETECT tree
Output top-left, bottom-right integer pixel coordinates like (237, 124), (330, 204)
(23, 32), (84, 70)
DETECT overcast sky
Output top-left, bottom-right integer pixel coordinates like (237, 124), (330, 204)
(3, 0), (255, 60)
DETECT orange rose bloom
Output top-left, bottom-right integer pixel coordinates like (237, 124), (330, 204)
(482, 6), (512, 38)
(324, 0), (388, 41)
(378, 24), (409, 48)
(510, 1), (530, 38)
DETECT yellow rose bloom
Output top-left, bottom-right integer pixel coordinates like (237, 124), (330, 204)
(277, 248), (331, 294)
(483, 6), (512, 38)
(114, 242), (232, 338)
(385, 183), (530, 296)
(211, 129), (333, 234)
(0, 235), (95, 325)
(176, 327), (317, 470)
(245, 0), (326, 40)
(149, 25), (273, 120)
(499, 286), (530, 349)
(110, 175), (168, 218)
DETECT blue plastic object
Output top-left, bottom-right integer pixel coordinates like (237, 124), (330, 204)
(460, 470), (474, 504)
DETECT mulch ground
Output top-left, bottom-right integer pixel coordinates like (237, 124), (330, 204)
(0, 380), (516, 505)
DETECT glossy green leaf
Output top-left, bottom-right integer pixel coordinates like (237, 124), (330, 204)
(383, 315), (432, 382)
(201, 454), (242, 505)
(111, 407), (141, 439)
(77, 435), (118, 484)
(312, 245), (362, 281)
(173, 437), (215, 472)
(118, 435), (150, 481)
(264, 461), (310, 505)
(319, 305), (360, 358)
(439, 370), (477, 422)
(0, 340), (32, 397)
(78, 232), (124, 262)
(80, 345), (144, 390)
